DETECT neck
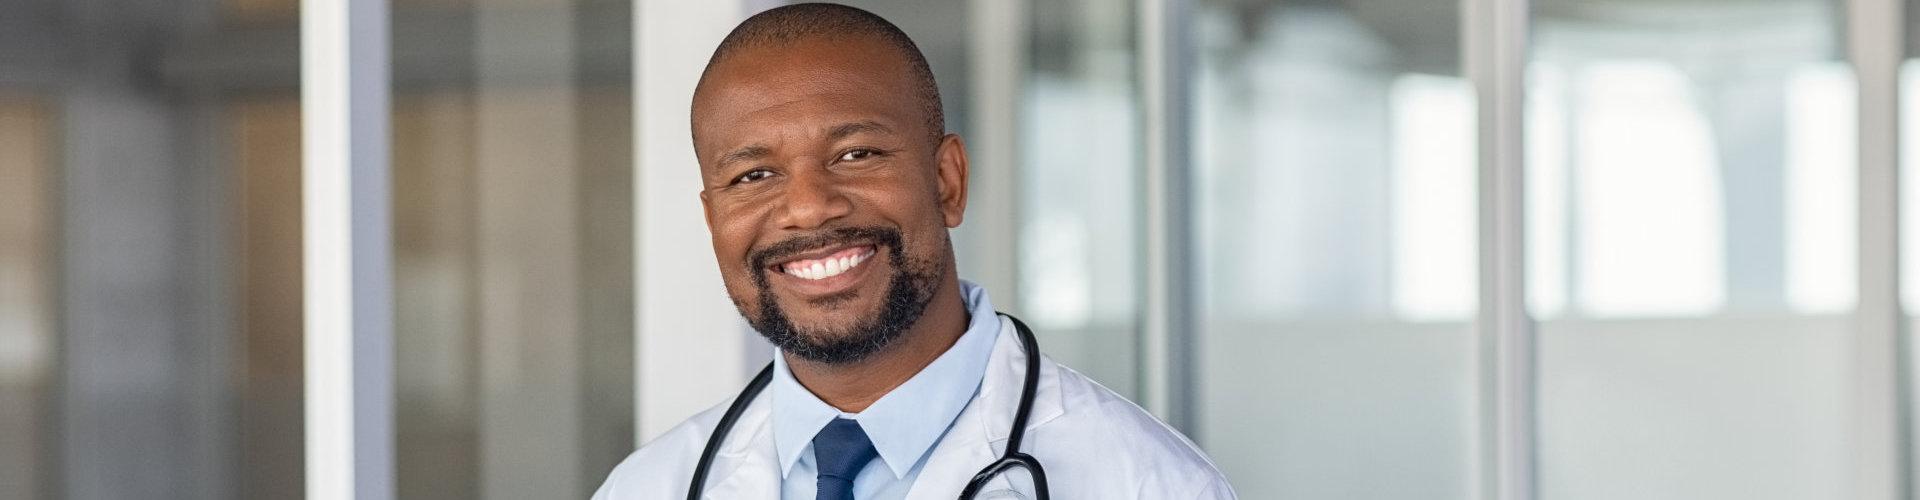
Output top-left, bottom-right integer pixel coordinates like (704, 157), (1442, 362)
(785, 275), (969, 413)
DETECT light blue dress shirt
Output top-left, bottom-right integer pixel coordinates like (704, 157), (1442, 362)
(770, 280), (1002, 500)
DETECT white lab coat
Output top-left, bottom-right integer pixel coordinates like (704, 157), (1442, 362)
(592, 315), (1237, 499)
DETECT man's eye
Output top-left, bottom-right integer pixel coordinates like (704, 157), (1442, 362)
(734, 169), (773, 184)
(839, 149), (878, 161)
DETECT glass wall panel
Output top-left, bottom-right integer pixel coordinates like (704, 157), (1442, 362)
(0, 0), (309, 498)
(1022, 0), (1142, 398)
(1191, 1), (1477, 498)
(388, 0), (635, 498)
(230, 95), (307, 500)
(1529, 1), (1852, 498)
(0, 94), (56, 500)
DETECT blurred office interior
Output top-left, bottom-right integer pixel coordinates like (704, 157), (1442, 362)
(0, 0), (1915, 498)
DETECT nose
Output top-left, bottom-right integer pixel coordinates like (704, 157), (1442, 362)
(773, 164), (852, 230)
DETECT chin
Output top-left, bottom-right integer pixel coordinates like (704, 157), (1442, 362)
(782, 301), (882, 337)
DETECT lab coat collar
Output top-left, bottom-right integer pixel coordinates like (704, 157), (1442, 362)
(974, 314), (1066, 446)
(902, 314), (1067, 497)
(693, 386), (783, 499)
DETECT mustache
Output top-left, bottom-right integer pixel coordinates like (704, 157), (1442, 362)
(748, 226), (904, 273)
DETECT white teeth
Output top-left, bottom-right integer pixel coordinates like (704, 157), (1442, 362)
(781, 249), (875, 280)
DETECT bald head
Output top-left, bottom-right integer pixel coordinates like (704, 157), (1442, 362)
(698, 3), (944, 145)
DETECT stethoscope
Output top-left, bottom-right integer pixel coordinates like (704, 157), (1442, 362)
(687, 313), (1051, 500)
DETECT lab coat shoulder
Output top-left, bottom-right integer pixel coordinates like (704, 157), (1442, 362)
(1022, 356), (1237, 499)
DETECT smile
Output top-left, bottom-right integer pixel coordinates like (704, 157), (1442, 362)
(776, 245), (877, 280)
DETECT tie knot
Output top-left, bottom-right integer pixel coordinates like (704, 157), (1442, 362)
(812, 418), (878, 481)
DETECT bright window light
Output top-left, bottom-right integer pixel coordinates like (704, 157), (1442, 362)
(1575, 61), (1724, 317)
(1526, 63), (1570, 319)
(1902, 62), (1920, 314)
(1390, 73), (1478, 322)
(1784, 62), (1857, 315)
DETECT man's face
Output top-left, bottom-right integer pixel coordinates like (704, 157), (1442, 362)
(693, 36), (968, 364)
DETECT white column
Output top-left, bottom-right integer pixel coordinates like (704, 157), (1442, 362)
(1465, 0), (1533, 499)
(966, 0), (1027, 315)
(1847, 0), (1907, 498)
(1139, 0), (1197, 433)
(301, 0), (394, 498)
(633, 0), (758, 443)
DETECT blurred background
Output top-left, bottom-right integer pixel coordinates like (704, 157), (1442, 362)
(0, 0), (1915, 498)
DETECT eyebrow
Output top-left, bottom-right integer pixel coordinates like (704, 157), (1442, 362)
(712, 121), (895, 170)
(714, 145), (771, 170)
(826, 120), (893, 141)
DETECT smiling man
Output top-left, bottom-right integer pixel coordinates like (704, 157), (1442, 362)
(592, 3), (1233, 499)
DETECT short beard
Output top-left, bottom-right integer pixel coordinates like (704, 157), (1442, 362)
(743, 226), (943, 365)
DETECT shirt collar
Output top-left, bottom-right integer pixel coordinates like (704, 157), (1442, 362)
(769, 280), (1003, 479)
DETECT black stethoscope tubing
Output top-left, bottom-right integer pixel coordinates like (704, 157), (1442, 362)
(687, 313), (1050, 500)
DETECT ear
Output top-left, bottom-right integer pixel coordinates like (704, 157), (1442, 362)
(934, 134), (969, 228)
(699, 188), (716, 230)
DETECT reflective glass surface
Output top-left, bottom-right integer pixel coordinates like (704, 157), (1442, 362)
(388, 0), (635, 498)
(1022, 0), (1143, 399)
(1191, 1), (1478, 498)
(0, 0), (309, 498)
(0, 92), (57, 500)
(1529, 0), (1853, 498)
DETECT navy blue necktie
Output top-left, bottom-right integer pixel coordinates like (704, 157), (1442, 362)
(812, 418), (878, 500)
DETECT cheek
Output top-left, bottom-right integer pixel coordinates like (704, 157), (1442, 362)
(707, 218), (761, 290)
(856, 195), (949, 258)
(709, 198), (769, 259)
(713, 237), (757, 281)
(849, 172), (942, 216)
(712, 240), (763, 311)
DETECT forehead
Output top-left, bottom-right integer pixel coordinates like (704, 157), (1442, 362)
(692, 37), (923, 161)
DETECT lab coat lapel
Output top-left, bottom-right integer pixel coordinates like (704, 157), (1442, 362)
(905, 316), (1065, 499)
(694, 390), (784, 499)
